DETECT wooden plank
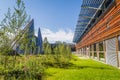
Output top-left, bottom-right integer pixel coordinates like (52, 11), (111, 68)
(76, 2), (120, 49)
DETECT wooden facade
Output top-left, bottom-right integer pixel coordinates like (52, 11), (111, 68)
(76, 0), (120, 67)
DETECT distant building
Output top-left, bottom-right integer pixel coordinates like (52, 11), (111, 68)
(73, 0), (120, 67)
(36, 27), (43, 54)
(12, 19), (43, 54)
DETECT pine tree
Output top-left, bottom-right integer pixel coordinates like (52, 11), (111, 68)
(11, 0), (30, 49)
(43, 37), (49, 54)
(0, 0), (30, 55)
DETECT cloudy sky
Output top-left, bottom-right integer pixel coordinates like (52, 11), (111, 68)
(0, 0), (82, 43)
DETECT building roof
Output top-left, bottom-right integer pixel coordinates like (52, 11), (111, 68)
(73, 0), (114, 43)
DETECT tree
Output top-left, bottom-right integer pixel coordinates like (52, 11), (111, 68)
(53, 42), (72, 67)
(11, 0), (30, 49)
(0, 29), (11, 55)
(43, 37), (49, 54)
(0, 0), (30, 55)
(0, 12), (12, 55)
(66, 45), (71, 59)
(43, 37), (48, 44)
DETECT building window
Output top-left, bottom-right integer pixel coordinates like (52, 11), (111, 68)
(90, 45), (92, 57)
(99, 42), (104, 58)
(118, 36), (120, 51)
(99, 42), (104, 51)
(94, 44), (97, 57)
(105, 0), (113, 8)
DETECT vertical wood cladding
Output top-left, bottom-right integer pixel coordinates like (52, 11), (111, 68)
(76, 0), (120, 50)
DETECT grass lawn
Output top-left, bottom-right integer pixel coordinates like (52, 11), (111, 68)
(44, 56), (120, 80)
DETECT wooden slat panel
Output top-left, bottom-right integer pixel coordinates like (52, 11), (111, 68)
(76, 1), (120, 49)
(106, 37), (117, 67)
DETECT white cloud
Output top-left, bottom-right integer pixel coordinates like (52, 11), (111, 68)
(41, 28), (74, 43)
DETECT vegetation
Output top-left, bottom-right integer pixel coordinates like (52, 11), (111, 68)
(1, 54), (120, 80)
(0, 52), (72, 80)
(0, 56), (44, 80)
(0, 0), (120, 80)
(0, 0), (30, 55)
(45, 55), (120, 80)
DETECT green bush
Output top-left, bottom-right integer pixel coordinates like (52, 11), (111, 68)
(40, 55), (71, 68)
(0, 56), (44, 80)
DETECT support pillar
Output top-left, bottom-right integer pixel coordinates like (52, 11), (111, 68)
(118, 36), (120, 67)
(116, 36), (119, 67)
(96, 43), (100, 61)
(87, 46), (90, 58)
(81, 48), (83, 56)
(103, 40), (106, 63)
(88, 46), (90, 58)
(92, 45), (94, 59)
(85, 46), (88, 57)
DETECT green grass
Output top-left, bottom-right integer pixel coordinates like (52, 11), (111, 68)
(44, 55), (120, 80)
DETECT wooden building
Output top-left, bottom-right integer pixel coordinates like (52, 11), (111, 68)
(73, 0), (120, 67)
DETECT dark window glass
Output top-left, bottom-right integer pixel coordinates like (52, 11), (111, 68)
(105, 0), (113, 8)
(99, 42), (104, 51)
(94, 44), (96, 51)
(118, 36), (120, 51)
(90, 45), (92, 51)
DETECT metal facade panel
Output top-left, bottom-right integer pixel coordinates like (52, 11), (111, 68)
(73, 0), (104, 43)
(106, 37), (117, 67)
(119, 51), (120, 67)
(118, 36), (120, 67)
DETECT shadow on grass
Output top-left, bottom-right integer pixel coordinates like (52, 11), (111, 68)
(45, 62), (114, 70)
(59, 60), (114, 70)
(68, 65), (113, 70)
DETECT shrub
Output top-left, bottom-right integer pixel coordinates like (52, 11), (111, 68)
(0, 56), (45, 80)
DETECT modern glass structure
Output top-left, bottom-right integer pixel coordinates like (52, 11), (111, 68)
(36, 28), (43, 54)
(12, 19), (43, 54)
(73, 0), (120, 67)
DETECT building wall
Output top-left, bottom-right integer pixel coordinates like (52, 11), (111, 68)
(76, 0), (120, 67)
(76, 0), (120, 49)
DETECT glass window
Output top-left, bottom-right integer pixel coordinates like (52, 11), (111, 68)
(118, 36), (120, 51)
(94, 44), (96, 51)
(99, 42), (104, 51)
(105, 0), (113, 8)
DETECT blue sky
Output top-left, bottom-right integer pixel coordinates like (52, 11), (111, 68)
(0, 0), (82, 43)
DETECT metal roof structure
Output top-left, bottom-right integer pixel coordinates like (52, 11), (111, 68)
(73, 0), (114, 43)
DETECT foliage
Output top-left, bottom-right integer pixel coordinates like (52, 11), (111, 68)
(43, 37), (51, 54)
(0, 56), (44, 80)
(0, 0), (73, 79)
(42, 39), (72, 68)
(45, 55), (120, 80)
(54, 42), (72, 67)
(0, 0), (30, 55)
(0, 17), (12, 55)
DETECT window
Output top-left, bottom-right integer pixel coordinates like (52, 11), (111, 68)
(105, 0), (113, 8)
(97, 10), (102, 17)
(99, 42), (104, 51)
(118, 36), (120, 51)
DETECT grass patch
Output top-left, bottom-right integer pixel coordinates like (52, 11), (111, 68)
(44, 55), (120, 80)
